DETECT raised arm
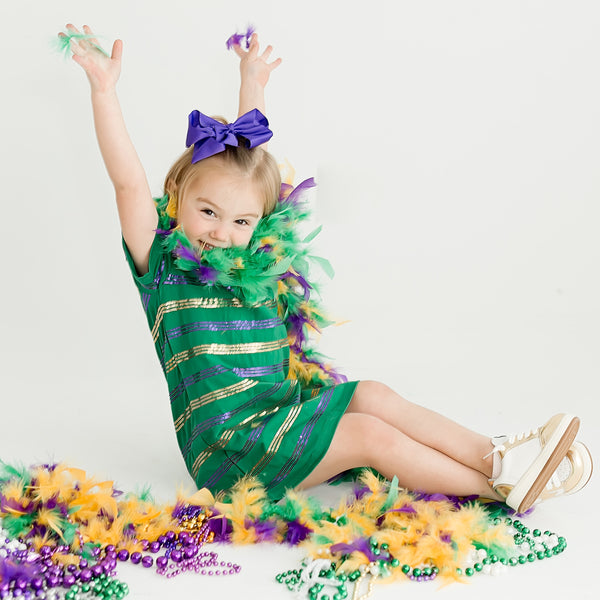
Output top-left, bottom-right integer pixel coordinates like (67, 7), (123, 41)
(63, 24), (157, 275)
(232, 33), (281, 118)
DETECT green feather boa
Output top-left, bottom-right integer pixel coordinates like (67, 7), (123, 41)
(155, 179), (346, 386)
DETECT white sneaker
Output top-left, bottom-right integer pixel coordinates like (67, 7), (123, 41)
(487, 413), (580, 513)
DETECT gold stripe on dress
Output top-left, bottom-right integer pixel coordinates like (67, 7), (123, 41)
(249, 402), (302, 477)
(174, 379), (258, 432)
(249, 403), (302, 477)
(191, 429), (236, 478)
(151, 297), (277, 342)
(151, 297), (244, 341)
(165, 339), (288, 373)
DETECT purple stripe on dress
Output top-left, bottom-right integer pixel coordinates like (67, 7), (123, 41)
(141, 292), (151, 311)
(153, 259), (165, 287)
(201, 422), (267, 490)
(164, 272), (189, 285)
(165, 318), (282, 341)
(169, 362), (286, 404)
(169, 365), (229, 402)
(231, 364), (284, 378)
(268, 387), (335, 489)
(181, 383), (285, 458)
(198, 385), (300, 488)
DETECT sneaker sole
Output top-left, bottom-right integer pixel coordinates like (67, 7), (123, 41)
(507, 414), (580, 513)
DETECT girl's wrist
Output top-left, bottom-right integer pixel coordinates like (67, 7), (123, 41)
(90, 85), (118, 100)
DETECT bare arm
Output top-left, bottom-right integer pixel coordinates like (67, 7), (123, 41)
(232, 33), (281, 118)
(64, 24), (157, 275)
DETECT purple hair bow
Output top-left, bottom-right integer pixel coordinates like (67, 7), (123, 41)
(186, 109), (273, 163)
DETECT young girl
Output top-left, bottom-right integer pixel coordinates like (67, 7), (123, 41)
(62, 24), (592, 513)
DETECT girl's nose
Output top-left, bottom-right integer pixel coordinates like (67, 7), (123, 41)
(210, 225), (229, 243)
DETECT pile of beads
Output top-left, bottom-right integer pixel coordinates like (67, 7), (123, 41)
(1, 510), (241, 599)
(0, 531), (128, 600)
(276, 517), (568, 599)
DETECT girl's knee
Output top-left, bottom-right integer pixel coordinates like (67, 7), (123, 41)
(350, 380), (393, 412)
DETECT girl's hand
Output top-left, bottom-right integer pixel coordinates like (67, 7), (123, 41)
(232, 33), (281, 89)
(60, 24), (122, 93)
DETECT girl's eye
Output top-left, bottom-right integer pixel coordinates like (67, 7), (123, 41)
(201, 209), (215, 216)
(235, 219), (250, 226)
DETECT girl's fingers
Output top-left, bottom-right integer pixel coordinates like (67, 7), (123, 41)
(69, 38), (86, 56)
(82, 24), (100, 47)
(111, 39), (123, 61)
(232, 43), (246, 58)
(261, 45), (273, 61)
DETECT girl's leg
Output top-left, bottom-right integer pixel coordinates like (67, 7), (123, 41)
(297, 412), (502, 500)
(347, 381), (494, 477)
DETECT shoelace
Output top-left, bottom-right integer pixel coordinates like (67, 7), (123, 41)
(483, 426), (541, 460)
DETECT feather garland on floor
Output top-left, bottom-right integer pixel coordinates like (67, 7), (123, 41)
(0, 461), (568, 598)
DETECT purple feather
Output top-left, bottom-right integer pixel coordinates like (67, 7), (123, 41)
(207, 513), (232, 542)
(412, 491), (480, 510)
(226, 26), (255, 50)
(440, 532), (453, 544)
(25, 525), (47, 539)
(41, 463), (58, 471)
(197, 264), (219, 284)
(279, 270), (312, 301)
(156, 227), (172, 236)
(0, 557), (42, 583)
(279, 182), (293, 200)
(352, 484), (371, 502)
(0, 495), (34, 514)
(175, 242), (201, 266)
(245, 518), (278, 542)
(330, 538), (379, 562)
(285, 520), (312, 545)
(387, 504), (417, 515)
(284, 178), (316, 206)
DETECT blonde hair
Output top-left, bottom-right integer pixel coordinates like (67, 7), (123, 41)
(164, 118), (281, 217)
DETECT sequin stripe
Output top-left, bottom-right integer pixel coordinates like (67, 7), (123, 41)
(173, 379), (258, 433)
(164, 339), (289, 374)
(231, 363), (286, 378)
(164, 272), (188, 285)
(154, 258), (165, 286)
(190, 429), (237, 479)
(268, 387), (334, 489)
(165, 318), (282, 341)
(249, 403), (303, 478)
(141, 292), (151, 311)
(150, 297), (244, 341)
(180, 382), (285, 458)
(201, 385), (298, 487)
(169, 362), (285, 405)
(169, 365), (229, 403)
(201, 423), (267, 489)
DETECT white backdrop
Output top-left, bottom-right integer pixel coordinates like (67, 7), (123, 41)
(0, 1), (598, 598)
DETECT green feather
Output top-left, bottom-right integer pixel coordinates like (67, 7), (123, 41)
(54, 31), (110, 57)
(0, 460), (30, 483)
(381, 476), (399, 513)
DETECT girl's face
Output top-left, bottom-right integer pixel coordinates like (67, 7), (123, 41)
(178, 160), (264, 250)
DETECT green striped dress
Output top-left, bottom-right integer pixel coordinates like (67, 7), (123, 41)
(124, 234), (358, 500)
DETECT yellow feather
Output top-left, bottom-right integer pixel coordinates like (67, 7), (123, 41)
(278, 159), (296, 187)
(182, 487), (216, 507)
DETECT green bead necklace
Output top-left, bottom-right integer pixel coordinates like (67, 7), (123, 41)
(275, 518), (567, 599)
